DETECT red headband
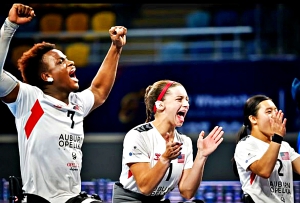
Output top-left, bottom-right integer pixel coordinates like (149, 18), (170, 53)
(153, 81), (175, 113)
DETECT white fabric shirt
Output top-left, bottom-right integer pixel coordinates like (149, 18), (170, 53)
(234, 135), (300, 203)
(6, 82), (94, 203)
(119, 122), (193, 197)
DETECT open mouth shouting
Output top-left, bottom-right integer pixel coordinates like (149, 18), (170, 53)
(177, 109), (187, 123)
(69, 67), (78, 82)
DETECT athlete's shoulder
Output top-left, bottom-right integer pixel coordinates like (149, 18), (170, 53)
(237, 135), (252, 144)
(20, 81), (40, 90)
(133, 122), (153, 133)
(18, 82), (43, 97)
(236, 135), (261, 153)
(69, 89), (93, 100)
(124, 123), (153, 143)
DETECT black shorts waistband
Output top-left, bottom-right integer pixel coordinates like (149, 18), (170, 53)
(115, 182), (164, 202)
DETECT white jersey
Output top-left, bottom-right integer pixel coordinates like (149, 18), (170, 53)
(234, 135), (300, 203)
(5, 82), (94, 203)
(119, 122), (193, 197)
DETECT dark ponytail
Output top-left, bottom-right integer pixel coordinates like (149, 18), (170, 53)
(231, 94), (271, 178)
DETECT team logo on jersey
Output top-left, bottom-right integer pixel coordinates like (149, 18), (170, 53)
(245, 153), (256, 163)
(154, 153), (161, 160)
(280, 152), (290, 160)
(129, 146), (142, 156)
(151, 186), (172, 196)
(72, 152), (77, 160)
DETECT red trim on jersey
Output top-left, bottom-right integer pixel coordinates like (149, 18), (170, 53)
(24, 100), (44, 139)
(250, 172), (256, 185)
(128, 170), (133, 179)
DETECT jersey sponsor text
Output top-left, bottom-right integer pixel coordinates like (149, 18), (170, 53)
(58, 134), (83, 149)
(270, 181), (291, 194)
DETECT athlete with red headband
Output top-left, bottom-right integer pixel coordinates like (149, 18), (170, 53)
(112, 79), (224, 202)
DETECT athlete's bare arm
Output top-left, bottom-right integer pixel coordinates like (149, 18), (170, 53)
(88, 26), (127, 112)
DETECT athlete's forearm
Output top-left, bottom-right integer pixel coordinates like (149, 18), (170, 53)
(89, 43), (122, 110)
(132, 158), (170, 195)
(0, 18), (18, 76)
(249, 142), (280, 178)
(178, 153), (207, 199)
(0, 18), (19, 98)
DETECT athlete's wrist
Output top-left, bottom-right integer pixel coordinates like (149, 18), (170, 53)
(159, 156), (170, 165)
(272, 134), (283, 144)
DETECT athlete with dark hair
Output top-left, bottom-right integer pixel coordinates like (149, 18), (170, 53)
(0, 3), (127, 203)
(233, 95), (300, 203)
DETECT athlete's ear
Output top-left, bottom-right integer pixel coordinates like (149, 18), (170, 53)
(155, 101), (164, 111)
(249, 115), (257, 125)
(41, 72), (53, 83)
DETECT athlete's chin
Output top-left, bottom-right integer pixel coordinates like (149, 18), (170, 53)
(176, 122), (184, 128)
(72, 85), (80, 91)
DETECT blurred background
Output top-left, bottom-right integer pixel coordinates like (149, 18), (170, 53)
(1, 3), (300, 202)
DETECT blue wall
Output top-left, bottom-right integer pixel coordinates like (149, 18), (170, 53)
(1, 59), (299, 134)
(78, 59), (300, 134)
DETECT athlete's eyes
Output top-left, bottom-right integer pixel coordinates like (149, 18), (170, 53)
(266, 108), (277, 114)
(58, 58), (67, 64)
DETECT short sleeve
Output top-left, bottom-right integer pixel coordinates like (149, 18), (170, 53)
(123, 129), (150, 164)
(234, 139), (261, 171)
